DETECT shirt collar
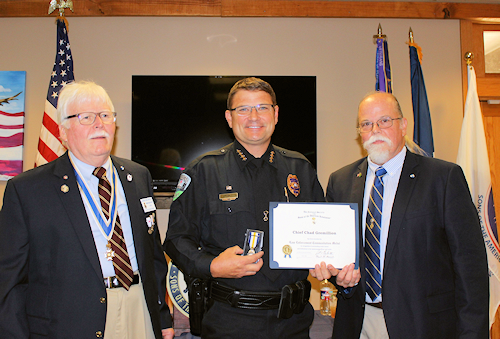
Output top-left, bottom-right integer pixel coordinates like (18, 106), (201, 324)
(69, 151), (112, 183)
(367, 146), (406, 177)
(232, 140), (278, 171)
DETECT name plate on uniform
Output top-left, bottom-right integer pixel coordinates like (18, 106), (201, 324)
(269, 202), (359, 269)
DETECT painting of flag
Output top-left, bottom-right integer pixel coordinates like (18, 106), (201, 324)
(0, 71), (25, 180)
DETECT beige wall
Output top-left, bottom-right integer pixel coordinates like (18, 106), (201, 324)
(0, 16), (463, 308)
(0, 17), (463, 197)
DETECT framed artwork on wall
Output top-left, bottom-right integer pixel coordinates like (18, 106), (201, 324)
(0, 71), (25, 180)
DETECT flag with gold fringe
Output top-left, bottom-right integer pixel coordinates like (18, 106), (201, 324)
(409, 36), (434, 157)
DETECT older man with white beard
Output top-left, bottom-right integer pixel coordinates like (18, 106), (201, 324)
(318, 92), (488, 339)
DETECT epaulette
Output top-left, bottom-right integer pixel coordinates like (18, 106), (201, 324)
(186, 143), (233, 169)
(273, 145), (309, 162)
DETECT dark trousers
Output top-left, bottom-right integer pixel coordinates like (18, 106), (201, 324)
(201, 300), (314, 339)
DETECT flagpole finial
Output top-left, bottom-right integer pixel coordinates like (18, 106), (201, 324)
(48, 0), (74, 17)
(464, 52), (474, 65)
(373, 23), (386, 42)
(409, 27), (414, 43)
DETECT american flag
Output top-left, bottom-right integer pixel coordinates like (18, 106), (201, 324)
(34, 18), (74, 167)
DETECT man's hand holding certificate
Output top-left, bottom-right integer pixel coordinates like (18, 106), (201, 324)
(269, 202), (359, 270)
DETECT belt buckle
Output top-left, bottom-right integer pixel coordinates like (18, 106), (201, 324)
(231, 290), (241, 307)
(105, 276), (112, 288)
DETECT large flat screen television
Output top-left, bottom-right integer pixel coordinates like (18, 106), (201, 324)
(132, 75), (317, 192)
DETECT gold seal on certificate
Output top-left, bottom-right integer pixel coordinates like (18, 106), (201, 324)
(282, 244), (292, 258)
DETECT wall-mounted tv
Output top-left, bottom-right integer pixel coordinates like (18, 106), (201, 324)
(132, 75), (317, 192)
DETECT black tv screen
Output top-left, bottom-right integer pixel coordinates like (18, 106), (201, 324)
(132, 75), (317, 192)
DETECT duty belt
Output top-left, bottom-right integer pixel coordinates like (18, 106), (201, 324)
(210, 281), (281, 310)
(209, 279), (311, 319)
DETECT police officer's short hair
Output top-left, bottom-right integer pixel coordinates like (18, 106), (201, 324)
(227, 77), (277, 109)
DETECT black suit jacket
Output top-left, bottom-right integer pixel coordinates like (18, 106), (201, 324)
(328, 150), (489, 339)
(0, 152), (171, 338)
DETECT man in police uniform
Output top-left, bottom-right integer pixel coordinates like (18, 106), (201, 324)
(164, 77), (358, 338)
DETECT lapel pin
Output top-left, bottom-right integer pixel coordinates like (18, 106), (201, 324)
(127, 173), (133, 182)
(226, 185), (232, 191)
(61, 184), (69, 193)
(120, 166), (125, 171)
(146, 213), (155, 234)
(410, 173), (415, 178)
(356, 172), (362, 178)
(63, 175), (68, 180)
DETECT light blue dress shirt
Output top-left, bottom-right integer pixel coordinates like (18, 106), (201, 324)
(69, 152), (139, 278)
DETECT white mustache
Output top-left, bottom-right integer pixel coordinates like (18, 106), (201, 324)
(88, 131), (110, 139)
(363, 134), (392, 149)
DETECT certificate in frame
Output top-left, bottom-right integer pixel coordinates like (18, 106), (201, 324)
(269, 202), (359, 269)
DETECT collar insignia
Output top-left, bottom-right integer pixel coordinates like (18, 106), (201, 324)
(269, 150), (275, 163)
(236, 149), (247, 161)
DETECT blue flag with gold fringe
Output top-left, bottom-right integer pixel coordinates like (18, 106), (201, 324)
(409, 43), (434, 157)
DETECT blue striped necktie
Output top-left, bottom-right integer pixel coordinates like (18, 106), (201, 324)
(365, 167), (387, 301)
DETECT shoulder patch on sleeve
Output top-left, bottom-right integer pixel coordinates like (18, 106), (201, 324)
(173, 173), (191, 201)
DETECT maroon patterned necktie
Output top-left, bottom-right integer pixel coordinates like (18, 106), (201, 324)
(93, 167), (134, 290)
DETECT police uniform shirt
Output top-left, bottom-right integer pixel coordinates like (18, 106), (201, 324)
(164, 141), (325, 292)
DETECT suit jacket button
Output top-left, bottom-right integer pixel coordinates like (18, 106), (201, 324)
(100, 297), (106, 304)
(96, 331), (103, 337)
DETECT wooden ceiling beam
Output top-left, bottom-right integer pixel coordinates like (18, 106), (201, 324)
(0, 0), (222, 17)
(221, 0), (500, 20)
(0, 0), (499, 20)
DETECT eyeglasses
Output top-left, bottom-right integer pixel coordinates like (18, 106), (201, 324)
(65, 111), (117, 125)
(229, 104), (275, 116)
(358, 116), (402, 133)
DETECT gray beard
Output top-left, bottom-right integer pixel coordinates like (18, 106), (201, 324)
(364, 138), (393, 165)
(367, 149), (391, 165)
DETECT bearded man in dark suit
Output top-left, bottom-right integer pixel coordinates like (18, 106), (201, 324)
(0, 81), (174, 339)
(311, 91), (488, 339)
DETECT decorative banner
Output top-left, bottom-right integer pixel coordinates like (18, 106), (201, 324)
(0, 71), (25, 180)
(457, 65), (499, 330)
(375, 38), (392, 93)
(167, 261), (189, 318)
